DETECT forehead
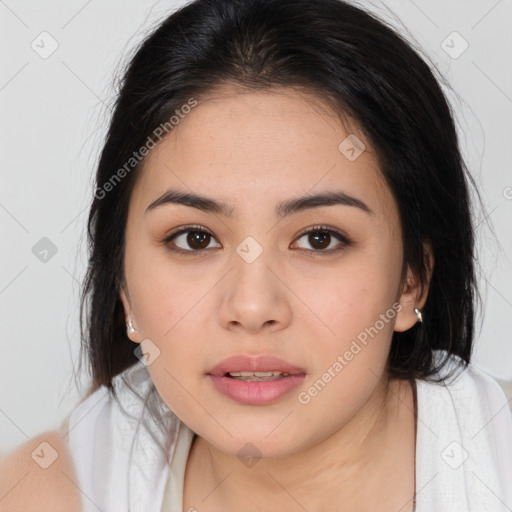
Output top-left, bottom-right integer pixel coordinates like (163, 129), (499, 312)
(132, 86), (396, 221)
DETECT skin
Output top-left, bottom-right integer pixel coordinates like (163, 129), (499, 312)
(0, 431), (81, 511)
(121, 84), (431, 511)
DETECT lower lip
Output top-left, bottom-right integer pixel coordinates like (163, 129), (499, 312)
(208, 374), (306, 405)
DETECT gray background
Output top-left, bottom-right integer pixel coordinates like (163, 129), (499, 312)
(1, 0), (511, 455)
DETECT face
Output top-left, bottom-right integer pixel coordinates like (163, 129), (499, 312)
(121, 85), (422, 459)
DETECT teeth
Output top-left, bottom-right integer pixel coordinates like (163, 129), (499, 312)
(227, 371), (291, 380)
(228, 371), (290, 377)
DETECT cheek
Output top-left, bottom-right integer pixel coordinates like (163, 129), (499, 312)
(302, 247), (401, 344)
(294, 275), (400, 425)
(145, 363), (205, 436)
(126, 246), (213, 364)
(127, 246), (212, 339)
(294, 245), (401, 403)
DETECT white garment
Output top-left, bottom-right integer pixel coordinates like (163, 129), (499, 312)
(63, 351), (512, 512)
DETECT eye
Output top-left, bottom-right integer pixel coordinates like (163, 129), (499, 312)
(163, 225), (221, 254)
(162, 224), (351, 256)
(293, 225), (351, 254)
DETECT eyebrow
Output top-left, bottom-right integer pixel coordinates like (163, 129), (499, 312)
(145, 188), (373, 218)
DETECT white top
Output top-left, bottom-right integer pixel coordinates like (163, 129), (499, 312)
(62, 351), (512, 512)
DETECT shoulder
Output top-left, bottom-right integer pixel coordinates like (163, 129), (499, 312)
(415, 353), (512, 507)
(423, 350), (512, 424)
(430, 350), (507, 395)
(0, 430), (82, 512)
(448, 354), (511, 403)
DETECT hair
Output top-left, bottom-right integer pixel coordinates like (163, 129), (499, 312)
(79, 0), (480, 404)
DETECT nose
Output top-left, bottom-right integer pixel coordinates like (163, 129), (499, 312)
(218, 248), (292, 334)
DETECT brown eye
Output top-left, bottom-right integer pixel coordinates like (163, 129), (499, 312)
(294, 226), (351, 254)
(307, 231), (331, 250)
(163, 224), (351, 256)
(164, 226), (221, 253)
(185, 231), (211, 250)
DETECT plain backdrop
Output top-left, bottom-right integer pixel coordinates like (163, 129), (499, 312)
(1, 0), (511, 455)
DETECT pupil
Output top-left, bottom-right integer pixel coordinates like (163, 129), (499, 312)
(311, 231), (330, 249)
(188, 231), (209, 249)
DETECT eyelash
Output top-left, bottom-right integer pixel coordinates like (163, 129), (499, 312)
(161, 224), (352, 256)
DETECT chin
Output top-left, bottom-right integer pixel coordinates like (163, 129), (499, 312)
(203, 427), (303, 460)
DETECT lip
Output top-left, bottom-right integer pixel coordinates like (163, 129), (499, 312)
(207, 354), (306, 405)
(208, 354), (306, 376)
(208, 374), (306, 405)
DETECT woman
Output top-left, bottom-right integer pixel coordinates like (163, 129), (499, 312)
(1, 0), (511, 511)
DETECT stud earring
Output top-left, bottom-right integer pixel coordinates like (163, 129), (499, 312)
(414, 308), (423, 323)
(126, 317), (137, 334)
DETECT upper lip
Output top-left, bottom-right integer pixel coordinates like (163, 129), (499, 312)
(208, 355), (306, 376)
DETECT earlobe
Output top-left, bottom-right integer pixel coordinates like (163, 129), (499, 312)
(394, 305), (423, 332)
(394, 244), (433, 332)
(120, 288), (140, 343)
(127, 317), (137, 334)
(394, 301), (421, 333)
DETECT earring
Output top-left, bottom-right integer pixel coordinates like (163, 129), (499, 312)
(126, 317), (137, 334)
(414, 308), (423, 323)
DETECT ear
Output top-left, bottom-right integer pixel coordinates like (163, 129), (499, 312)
(394, 242), (434, 332)
(120, 286), (141, 344)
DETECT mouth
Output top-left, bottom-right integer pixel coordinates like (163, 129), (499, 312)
(222, 370), (296, 381)
(206, 354), (306, 405)
(207, 354), (306, 378)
